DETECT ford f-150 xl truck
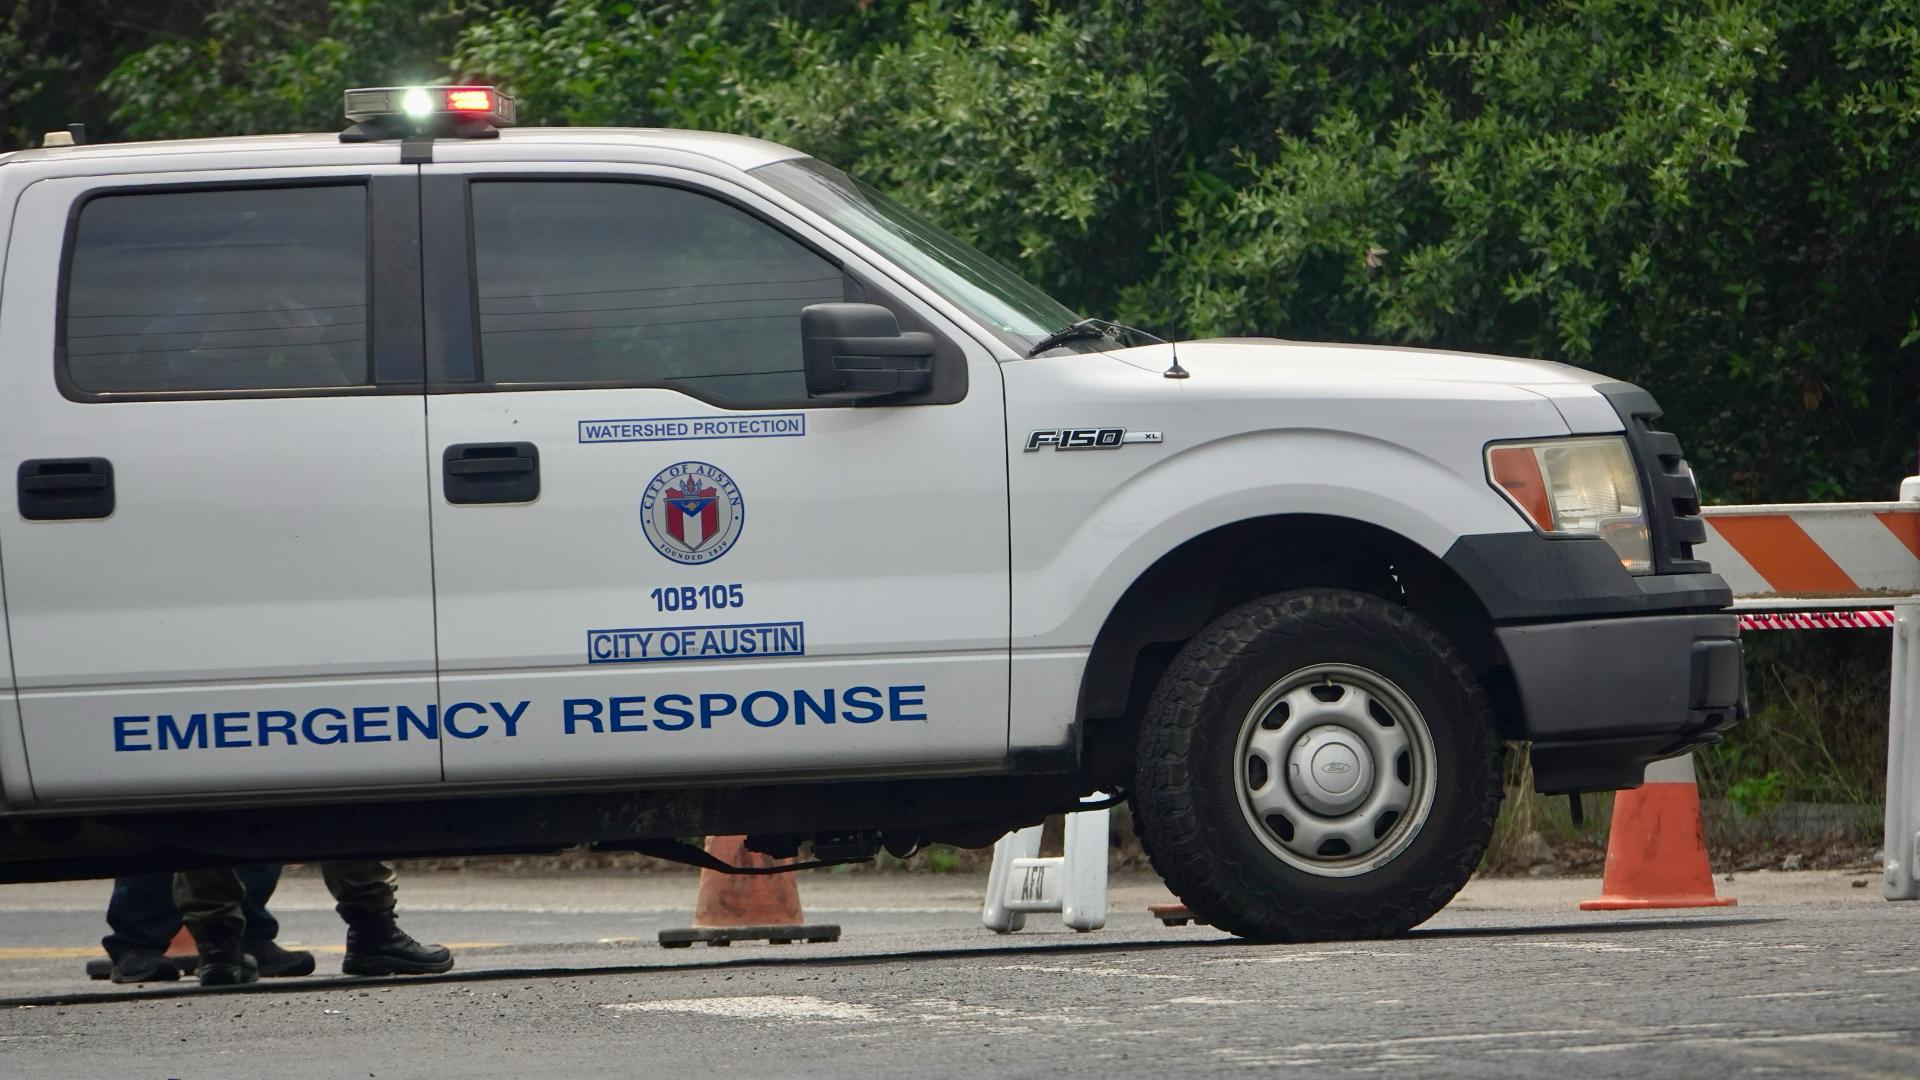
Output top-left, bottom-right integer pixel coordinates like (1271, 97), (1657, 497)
(0, 86), (1743, 940)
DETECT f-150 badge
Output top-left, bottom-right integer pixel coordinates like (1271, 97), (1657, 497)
(1025, 428), (1164, 451)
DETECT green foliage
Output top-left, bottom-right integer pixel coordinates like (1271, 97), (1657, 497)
(920, 844), (961, 873)
(453, 0), (1920, 502)
(1, 1), (73, 150)
(1697, 630), (1888, 808)
(101, 0), (474, 141)
(1723, 770), (1788, 817)
(18, 0), (1920, 501)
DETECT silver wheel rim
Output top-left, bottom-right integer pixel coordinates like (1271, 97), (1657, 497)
(1233, 663), (1438, 878)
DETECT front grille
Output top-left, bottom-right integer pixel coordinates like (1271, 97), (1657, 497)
(1594, 382), (1710, 575)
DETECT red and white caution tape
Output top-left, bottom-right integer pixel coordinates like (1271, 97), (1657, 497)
(1738, 609), (1895, 631)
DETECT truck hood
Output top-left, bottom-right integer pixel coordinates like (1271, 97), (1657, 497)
(1112, 338), (1624, 433)
(1162, 338), (1610, 388)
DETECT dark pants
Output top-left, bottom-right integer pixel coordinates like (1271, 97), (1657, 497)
(173, 861), (397, 947)
(102, 864), (282, 962)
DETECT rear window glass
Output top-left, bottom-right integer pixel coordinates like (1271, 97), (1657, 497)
(62, 185), (370, 394)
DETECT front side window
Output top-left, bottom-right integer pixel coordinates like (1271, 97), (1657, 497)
(468, 181), (847, 405)
(63, 185), (370, 395)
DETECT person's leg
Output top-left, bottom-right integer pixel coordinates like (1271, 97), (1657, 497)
(322, 861), (452, 976)
(172, 868), (256, 986)
(235, 864), (282, 943)
(320, 860), (397, 919)
(98, 874), (184, 983)
(101, 873), (182, 960)
(234, 863), (315, 977)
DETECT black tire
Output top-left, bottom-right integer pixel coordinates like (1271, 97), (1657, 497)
(1133, 588), (1503, 941)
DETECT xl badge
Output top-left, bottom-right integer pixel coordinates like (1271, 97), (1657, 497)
(1025, 427), (1164, 452)
(641, 461), (745, 565)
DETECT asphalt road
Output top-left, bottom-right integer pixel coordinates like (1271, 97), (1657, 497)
(1, 869), (1916, 1078)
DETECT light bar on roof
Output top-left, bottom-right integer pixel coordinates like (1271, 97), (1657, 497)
(342, 85), (516, 128)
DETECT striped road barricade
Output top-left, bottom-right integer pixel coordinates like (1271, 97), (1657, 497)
(1695, 476), (1920, 899)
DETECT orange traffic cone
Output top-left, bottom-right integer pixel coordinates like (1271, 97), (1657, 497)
(658, 835), (842, 947)
(1148, 903), (1209, 928)
(165, 924), (202, 976)
(1581, 754), (1736, 910)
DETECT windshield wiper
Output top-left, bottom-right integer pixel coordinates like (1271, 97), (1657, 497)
(1029, 316), (1190, 379)
(1027, 317), (1112, 357)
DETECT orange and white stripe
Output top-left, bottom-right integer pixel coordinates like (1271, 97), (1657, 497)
(1696, 502), (1920, 600)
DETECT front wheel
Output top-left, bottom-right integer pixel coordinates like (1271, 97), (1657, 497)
(1133, 588), (1503, 941)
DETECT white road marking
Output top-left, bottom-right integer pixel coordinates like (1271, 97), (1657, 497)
(907, 998), (1112, 1028)
(1666, 938), (1816, 951)
(398, 903), (976, 915)
(1243, 1028), (1605, 1052)
(995, 963), (1194, 980)
(1202, 948), (1414, 965)
(1218, 1025), (1899, 1068)
(605, 995), (893, 1024)
(604, 993), (1119, 1037)
(1556, 1031), (1903, 1055)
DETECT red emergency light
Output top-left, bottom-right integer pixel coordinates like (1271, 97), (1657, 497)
(444, 88), (496, 113)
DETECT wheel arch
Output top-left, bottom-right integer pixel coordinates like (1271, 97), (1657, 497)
(1075, 514), (1521, 784)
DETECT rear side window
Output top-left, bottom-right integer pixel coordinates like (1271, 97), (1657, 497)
(468, 181), (846, 405)
(62, 185), (370, 395)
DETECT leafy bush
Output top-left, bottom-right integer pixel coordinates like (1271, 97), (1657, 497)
(438, 0), (1920, 502)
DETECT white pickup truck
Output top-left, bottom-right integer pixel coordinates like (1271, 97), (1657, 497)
(0, 87), (1743, 941)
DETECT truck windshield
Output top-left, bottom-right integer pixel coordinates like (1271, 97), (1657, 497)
(754, 158), (1088, 353)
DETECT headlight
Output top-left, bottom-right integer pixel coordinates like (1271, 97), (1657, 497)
(1486, 436), (1651, 574)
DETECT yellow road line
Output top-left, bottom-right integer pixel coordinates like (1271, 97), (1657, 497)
(0, 942), (507, 961)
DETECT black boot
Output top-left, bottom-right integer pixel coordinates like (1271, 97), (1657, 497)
(245, 939), (316, 978)
(194, 939), (259, 987)
(106, 948), (180, 984)
(341, 915), (453, 976)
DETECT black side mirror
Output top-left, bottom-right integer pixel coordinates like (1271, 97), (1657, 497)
(801, 303), (937, 401)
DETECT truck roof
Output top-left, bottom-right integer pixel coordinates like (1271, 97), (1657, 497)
(0, 127), (806, 171)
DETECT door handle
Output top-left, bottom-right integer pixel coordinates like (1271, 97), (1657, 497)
(446, 456), (537, 477)
(443, 442), (539, 504)
(18, 458), (115, 520)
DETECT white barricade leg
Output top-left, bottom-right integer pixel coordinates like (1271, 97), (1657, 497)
(982, 824), (1043, 932)
(1886, 601), (1919, 900)
(1059, 799), (1111, 932)
(982, 794), (1112, 932)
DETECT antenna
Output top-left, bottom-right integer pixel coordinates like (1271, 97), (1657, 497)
(1087, 317), (1190, 379)
(1163, 339), (1189, 380)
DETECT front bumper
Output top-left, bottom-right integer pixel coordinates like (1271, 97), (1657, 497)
(1447, 378), (1740, 794)
(1497, 612), (1745, 794)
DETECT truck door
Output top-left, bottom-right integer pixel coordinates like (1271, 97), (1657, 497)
(0, 166), (439, 801)
(418, 163), (1010, 782)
